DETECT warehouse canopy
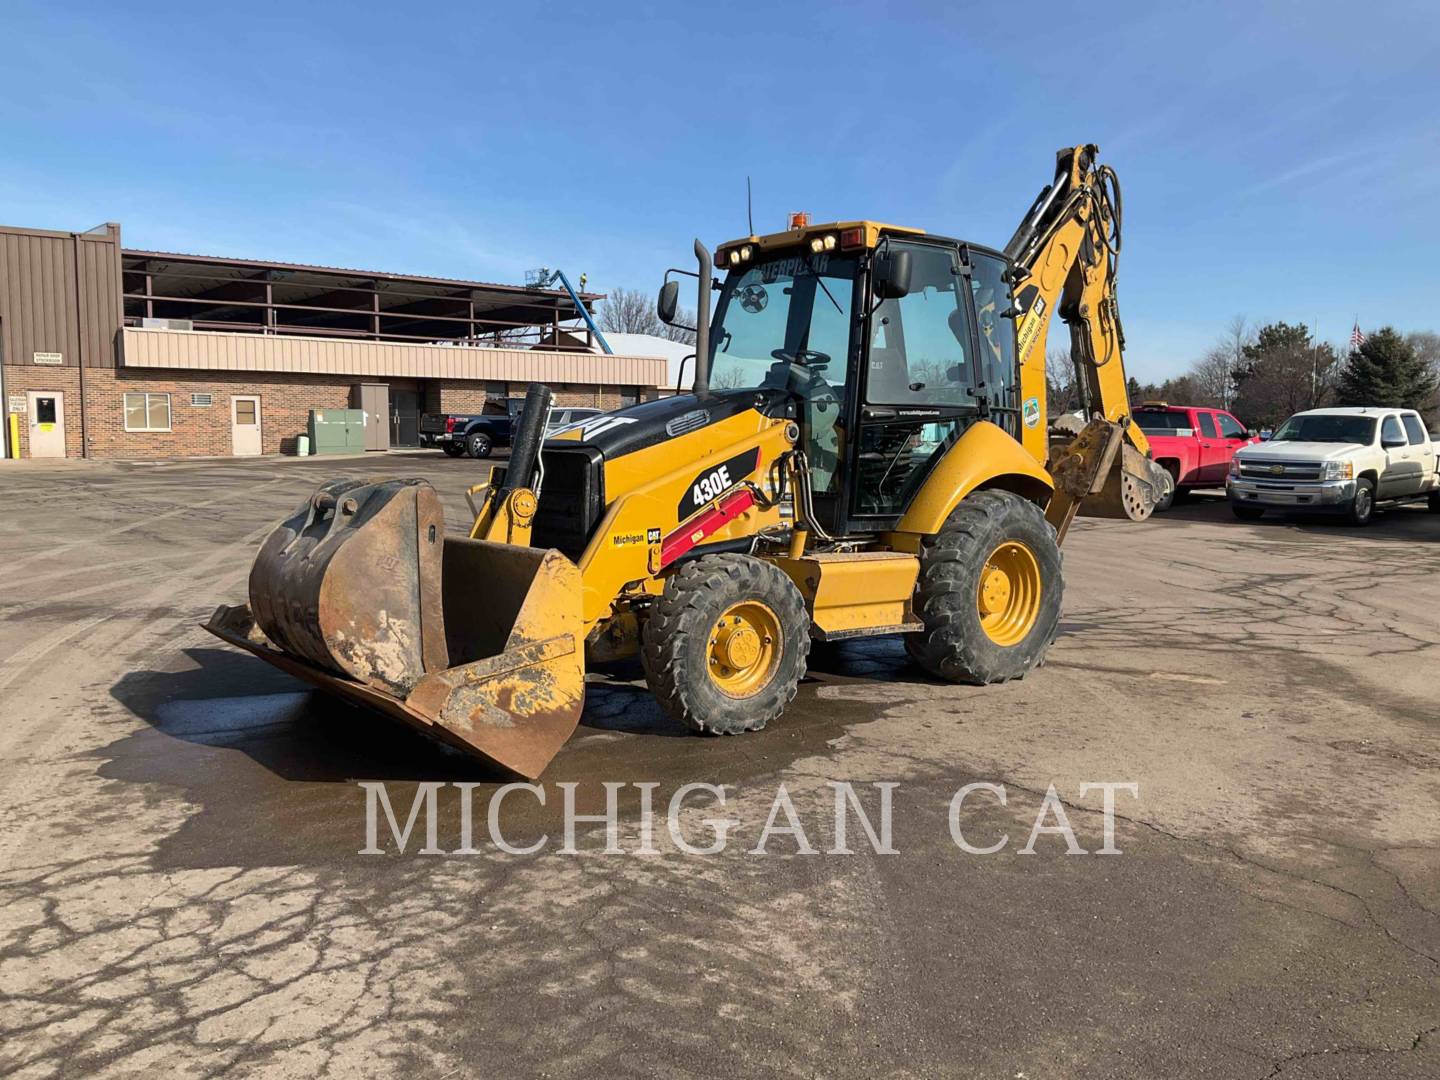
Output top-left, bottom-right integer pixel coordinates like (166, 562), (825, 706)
(121, 249), (604, 348)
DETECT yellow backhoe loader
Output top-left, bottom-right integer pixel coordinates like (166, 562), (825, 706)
(207, 143), (1164, 778)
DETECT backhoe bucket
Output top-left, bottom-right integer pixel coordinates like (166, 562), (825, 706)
(204, 478), (585, 779)
(1082, 443), (1164, 521)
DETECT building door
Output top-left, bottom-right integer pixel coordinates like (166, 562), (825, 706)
(353, 383), (390, 451)
(231, 396), (262, 456)
(26, 392), (65, 458)
(390, 388), (420, 447)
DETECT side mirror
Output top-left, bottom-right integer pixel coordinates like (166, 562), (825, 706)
(873, 249), (912, 299)
(1247, 429), (1258, 438)
(657, 280), (680, 325)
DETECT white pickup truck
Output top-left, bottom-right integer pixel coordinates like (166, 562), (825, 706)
(1226, 406), (1440, 525)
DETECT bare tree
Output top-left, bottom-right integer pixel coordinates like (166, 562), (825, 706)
(659, 308), (696, 345)
(1407, 330), (1440, 370)
(1191, 347), (1233, 408)
(598, 286), (697, 346)
(1406, 331), (1440, 414)
(1045, 349), (1077, 416)
(1194, 315), (1251, 409)
(709, 366), (747, 390)
(598, 287), (664, 336)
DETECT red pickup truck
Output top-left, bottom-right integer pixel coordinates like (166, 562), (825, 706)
(1133, 403), (1258, 510)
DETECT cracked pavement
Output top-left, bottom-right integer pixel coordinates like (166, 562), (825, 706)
(0, 454), (1437, 1078)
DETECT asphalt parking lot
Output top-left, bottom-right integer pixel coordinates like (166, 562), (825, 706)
(1, 453), (1437, 1079)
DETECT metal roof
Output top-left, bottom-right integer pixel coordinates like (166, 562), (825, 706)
(121, 247), (603, 301)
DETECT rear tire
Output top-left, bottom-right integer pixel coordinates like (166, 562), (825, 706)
(904, 491), (1062, 685)
(1346, 478), (1375, 526)
(1232, 503), (1264, 521)
(1428, 491), (1440, 513)
(641, 554), (809, 735)
(467, 432), (493, 459)
(441, 442), (466, 457)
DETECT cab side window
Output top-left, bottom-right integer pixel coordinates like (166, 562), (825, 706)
(1382, 415), (1405, 445)
(1216, 413), (1247, 439)
(1401, 413), (1428, 444)
(1197, 412), (1217, 438)
(969, 252), (1017, 409)
(865, 243), (973, 407)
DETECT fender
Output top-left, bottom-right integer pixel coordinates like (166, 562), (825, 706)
(890, 420), (1054, 539)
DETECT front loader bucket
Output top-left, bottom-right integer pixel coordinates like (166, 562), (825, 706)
(205, 478), (585, 779)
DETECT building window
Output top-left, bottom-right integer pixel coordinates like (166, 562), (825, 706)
(124, 392), (171, 432)
(618, 386), (641, 407)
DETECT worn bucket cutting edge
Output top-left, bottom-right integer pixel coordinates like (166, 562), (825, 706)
(204, 479), (586, 779)
(1079, 442), (1161, 522)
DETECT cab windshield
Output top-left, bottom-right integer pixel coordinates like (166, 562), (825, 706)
(709, 252), (858, 392)
(1271, 414), (1376, 444)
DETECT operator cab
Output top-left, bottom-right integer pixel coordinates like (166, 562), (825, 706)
(699, 222), (1021, 537)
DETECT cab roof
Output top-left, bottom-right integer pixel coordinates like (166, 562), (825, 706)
(719, 220), (925, 254)
(714, 220), (1010, 269)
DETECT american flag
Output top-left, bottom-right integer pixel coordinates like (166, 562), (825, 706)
(1350, 321), (1366, 351)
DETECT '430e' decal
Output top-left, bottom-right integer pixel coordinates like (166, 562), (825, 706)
(677, 447), (760, 520)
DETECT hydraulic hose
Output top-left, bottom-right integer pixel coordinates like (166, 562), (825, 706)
(503, 383), (553, 493)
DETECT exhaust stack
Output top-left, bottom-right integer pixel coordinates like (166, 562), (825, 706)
(692, 238), (712, 398)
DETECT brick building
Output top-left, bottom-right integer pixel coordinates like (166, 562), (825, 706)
(0, 222), (667, 460)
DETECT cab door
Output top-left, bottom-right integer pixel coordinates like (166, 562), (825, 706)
(1214, 411), (1253, 479)
(848, 240), (1000, 525)
(1401, 413), (1438, 493)
(1379, 414), (1419, 497)
(1195, 411), (1227, 482)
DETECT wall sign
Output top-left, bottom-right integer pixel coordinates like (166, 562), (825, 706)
(33, 352), (63, 365)
(8, 396), (26, 414)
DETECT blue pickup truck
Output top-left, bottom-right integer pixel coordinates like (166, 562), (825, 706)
(420, 398), (600, 458)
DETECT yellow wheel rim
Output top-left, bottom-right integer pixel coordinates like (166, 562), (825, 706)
(707, 601), (781, 698)
(977, 540), (1042, 647)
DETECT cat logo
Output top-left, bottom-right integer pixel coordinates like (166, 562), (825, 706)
(552, 415), (639, 440)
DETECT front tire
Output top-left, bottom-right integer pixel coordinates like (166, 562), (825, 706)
(905, 491), (1062, 685)
(1232, 503), (1264, 521)
(467, 432), (493, 459)
(1346, 478), (1375, 526)
(641, 554), (810, 735)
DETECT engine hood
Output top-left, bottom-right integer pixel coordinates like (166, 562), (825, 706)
(1238, 440), (1370, 462)
(545, 387), (790, 459)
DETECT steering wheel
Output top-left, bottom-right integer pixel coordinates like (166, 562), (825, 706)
(771, 348), (831, 368)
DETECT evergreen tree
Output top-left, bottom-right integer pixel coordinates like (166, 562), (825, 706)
(1335, 327), (1438, 408)
(1231, 321), (1337, 425)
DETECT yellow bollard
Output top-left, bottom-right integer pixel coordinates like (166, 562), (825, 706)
(7, 413), (19, 459)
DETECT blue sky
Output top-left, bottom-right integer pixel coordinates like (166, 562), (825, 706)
(2, 1), (1436, 382)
